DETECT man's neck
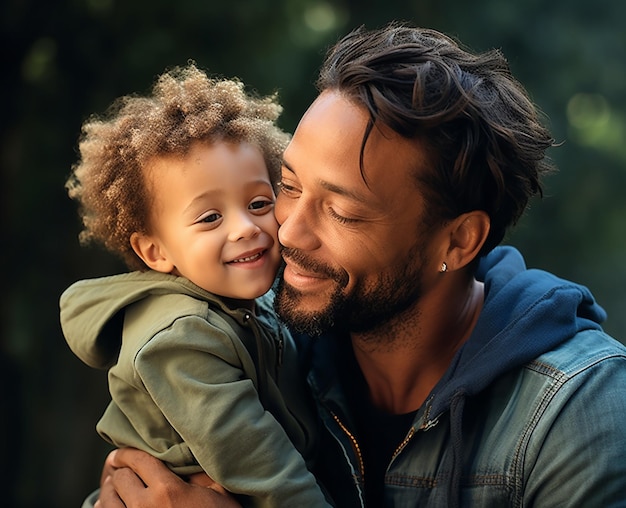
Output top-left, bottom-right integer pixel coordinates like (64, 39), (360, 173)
(351, 277), (484, 414)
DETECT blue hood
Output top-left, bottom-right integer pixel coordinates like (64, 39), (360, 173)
(429, 245), (606, 418)
(426, 246), (607, 507)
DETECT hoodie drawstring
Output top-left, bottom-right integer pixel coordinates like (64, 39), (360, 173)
(447, 390), (466, 508)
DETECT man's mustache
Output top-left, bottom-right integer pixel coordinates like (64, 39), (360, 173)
(280, 246), (347, 284)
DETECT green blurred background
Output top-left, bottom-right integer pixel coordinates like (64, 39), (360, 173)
(2, 0), (624, 506)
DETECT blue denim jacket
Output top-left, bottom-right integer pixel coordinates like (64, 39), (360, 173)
(306, 247), (626, 507)
(310, 329), (626, 507)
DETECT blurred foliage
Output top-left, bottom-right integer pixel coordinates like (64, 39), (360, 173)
(1, 0), (624, 506)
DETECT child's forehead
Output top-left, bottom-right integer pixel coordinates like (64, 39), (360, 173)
(145, 141), (272, 190)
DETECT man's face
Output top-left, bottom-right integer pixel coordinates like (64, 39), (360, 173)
(274, 91), (442, 337)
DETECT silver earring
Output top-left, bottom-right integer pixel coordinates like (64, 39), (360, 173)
(440, 262), (448, 273)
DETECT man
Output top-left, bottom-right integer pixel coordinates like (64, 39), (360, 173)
(95, 23), (626, 507)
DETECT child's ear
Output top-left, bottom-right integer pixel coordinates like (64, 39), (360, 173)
(130, 232), (175, 274)
(444, 211), (491, 271)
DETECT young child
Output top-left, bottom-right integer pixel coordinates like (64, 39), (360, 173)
(60, 64), (331, 507)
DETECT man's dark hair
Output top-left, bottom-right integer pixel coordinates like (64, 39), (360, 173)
(317, 22), (555, 255)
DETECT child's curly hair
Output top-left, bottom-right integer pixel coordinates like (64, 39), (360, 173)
(66, 63), (290, 271)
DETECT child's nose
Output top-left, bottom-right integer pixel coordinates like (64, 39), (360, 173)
(228, 213), (261, 242)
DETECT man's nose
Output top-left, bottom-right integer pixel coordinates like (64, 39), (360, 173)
(275, 194), (320, 251)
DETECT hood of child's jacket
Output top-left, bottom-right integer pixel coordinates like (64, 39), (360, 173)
(59, 271), (225, 370)
(428, 245), (607, 418)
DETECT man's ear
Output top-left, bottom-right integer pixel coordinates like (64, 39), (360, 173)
(444, 211), (491, 271)
(130, 232), (175, 274)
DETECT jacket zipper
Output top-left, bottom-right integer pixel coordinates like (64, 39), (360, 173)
(277, 332), (284, 366)
(331, 410), (365, 479)
(391, 397), (437, 463)
(390, 426), (416, 463)
(331, 410), (418, 507)
(274, 329), (284, 382)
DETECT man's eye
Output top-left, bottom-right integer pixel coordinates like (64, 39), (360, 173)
(277, 180), (300, 197)
(328, 207), (359, 225)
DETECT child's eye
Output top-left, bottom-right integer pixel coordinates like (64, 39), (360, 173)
(199, 212), (222, 223)
(249, 198), (274, 212)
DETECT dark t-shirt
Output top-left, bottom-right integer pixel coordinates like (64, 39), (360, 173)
(339, 343), (417, 507)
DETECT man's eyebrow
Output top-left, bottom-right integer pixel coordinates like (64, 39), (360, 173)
(319, 180), (366, 203)
(281, 159), (295, 174)
(282, 158), (367, 203)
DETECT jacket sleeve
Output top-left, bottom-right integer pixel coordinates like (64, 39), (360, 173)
(524, 342), (626, 506)
(133, 313), (332, 508)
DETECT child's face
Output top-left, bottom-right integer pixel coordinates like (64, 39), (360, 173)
(143, 141), (281, 302)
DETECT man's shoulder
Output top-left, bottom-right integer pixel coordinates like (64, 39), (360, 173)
(482, 329), (626, 431)
(531, 328), (626, 378)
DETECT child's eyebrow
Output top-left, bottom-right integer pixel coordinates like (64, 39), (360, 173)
(183, 190), (219, 215)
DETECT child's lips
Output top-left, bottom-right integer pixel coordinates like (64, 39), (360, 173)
(227, 247), (267, 264)
(230, 250), (264, 264)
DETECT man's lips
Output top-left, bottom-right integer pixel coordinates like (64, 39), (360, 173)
(283, 260), (326, 279)
(281, 259), (338, 293)
(281, 249), (349, 287)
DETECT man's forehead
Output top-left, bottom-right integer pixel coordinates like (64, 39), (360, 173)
(285, 90), (429, 194)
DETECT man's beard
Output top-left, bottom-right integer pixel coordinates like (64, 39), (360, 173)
(274, 243), (427, 337)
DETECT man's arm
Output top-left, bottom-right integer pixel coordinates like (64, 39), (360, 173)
(96, 448), (240, 508)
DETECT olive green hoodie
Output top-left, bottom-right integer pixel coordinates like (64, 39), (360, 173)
(60, 270), (330, 507)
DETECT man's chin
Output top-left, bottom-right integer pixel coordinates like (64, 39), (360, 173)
(274, 281), (340, 336)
